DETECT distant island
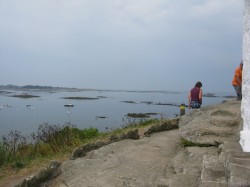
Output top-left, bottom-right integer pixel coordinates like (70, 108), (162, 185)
(0, 85), (235, 99)
(203, 93), (217, 97)
(0, 85), (181, 94)
(62, 96), (100, 100)
(11, 94), (40, 98)
(0, 85), (78, 91)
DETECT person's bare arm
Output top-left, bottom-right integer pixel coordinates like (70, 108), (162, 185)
(199, 89), (203, 105)
(188, 91), (191, 108)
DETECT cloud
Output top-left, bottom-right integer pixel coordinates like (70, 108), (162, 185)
(0, 0), (243, 91)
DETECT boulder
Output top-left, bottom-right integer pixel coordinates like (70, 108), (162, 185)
(15, 160), (61, 187)
(144, 118), (179, 136)
(70, 141), (107, 160)
(126, 129), (140, 140)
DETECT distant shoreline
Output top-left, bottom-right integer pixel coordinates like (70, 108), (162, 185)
(0, 84), (235, 98)
(0, 84), (181, 94)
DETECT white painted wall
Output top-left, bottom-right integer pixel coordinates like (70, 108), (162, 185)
(240, 0), (250, 152)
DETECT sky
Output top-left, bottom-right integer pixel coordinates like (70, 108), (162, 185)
(0, 0), (244, 92)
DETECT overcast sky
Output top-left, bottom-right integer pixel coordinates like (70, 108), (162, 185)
(0, 0), (243, 92)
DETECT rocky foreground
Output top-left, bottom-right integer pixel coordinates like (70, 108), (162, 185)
(15, 99), (250, 187)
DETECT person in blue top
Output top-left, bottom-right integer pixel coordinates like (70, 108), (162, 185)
(188, 81), (203, 109)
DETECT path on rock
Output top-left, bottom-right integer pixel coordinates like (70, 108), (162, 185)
(50, 129), (181, 187)
(12, 99), (247, 187)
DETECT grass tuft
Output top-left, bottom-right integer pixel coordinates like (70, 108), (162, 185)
(181, 138), (216, 147)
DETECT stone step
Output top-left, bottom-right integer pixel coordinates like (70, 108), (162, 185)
(168, 173), (200, 187)
(225, 149), (250, 187)
(200, 155), (227, 187)
(200, 181), (227, 187)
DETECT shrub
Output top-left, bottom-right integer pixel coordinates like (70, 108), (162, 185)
(72, 127), (99, 139)
(2, 130), (27, 157)
(35, 143), (54, 156)
(12, 159), (25, 170)
(0, 142), (7, 166)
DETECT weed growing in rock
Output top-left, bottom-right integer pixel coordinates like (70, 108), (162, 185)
(181, 138), (217, 147)
(121, 116), (159, 129)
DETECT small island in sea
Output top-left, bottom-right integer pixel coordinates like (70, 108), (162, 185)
(62, 96), (100, 100)
(11, 94), (40, 98)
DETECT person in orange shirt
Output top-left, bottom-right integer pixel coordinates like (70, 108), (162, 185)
(232, 61), (243, 100)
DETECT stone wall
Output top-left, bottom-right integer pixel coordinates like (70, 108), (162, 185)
(240, 0), (250, 152)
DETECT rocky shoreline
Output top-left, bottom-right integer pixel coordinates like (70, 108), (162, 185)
(12, 99), (250, 186)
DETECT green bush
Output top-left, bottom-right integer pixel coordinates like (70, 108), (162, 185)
(12, 159), (25, 170)
(0, 124), (98, 168)
(140, 119), (159, 126)
(73, 127), (99, 139)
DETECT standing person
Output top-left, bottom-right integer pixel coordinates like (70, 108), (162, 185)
(232, 61), (243, 100)
(188, 81), (203, 109)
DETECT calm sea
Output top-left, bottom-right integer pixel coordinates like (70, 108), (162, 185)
(0, 90), (233, 137)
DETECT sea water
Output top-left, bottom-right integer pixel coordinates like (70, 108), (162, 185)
(0, 90), (230, 138)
